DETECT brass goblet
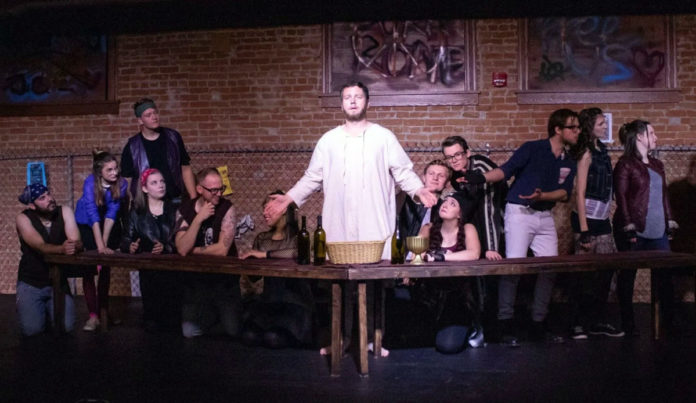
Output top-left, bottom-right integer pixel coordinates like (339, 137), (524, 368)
(406, 236), (429, 265)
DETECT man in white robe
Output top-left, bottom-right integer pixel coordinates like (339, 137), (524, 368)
(265, 81), (437, 260)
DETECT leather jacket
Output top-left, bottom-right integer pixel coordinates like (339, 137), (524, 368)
(613, 155), (672, 233)
(120, 201), (177, 254)
(398, 193), (437, 238)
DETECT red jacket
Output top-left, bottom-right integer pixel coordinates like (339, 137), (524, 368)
(613, 155), (672, 233)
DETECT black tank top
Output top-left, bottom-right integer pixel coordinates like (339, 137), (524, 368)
(178, 197), (237, 256)
(18, 207), (67, 288)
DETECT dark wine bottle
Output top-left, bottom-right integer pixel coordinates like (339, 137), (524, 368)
(298, 216), (310, 265)
(313, 215), (326, 265)
(391, 222), (405, 264)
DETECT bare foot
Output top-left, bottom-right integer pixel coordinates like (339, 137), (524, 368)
(367, 342), (390, 357)
(319, 339), (350, 356)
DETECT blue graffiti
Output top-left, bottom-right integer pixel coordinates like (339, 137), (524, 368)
(4, 73), (51, 102)
(600, 44), (634, 83)
(535, 16), (664, 87)
(1, 34), (106, 103)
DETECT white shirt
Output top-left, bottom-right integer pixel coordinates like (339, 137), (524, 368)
(287, 123), (424, 259)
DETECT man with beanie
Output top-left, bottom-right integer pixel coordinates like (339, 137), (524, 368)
(121, 98), (196, 205)
(15, 184), (82, 336)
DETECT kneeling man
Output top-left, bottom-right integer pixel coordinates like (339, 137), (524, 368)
(15, 184), (82, 336)
(175, 168), (240, 338)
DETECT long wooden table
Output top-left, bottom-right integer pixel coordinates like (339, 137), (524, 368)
(45, 252), (355, 376)
(45, 250), (696, 377)
(351, 250), (696, 358)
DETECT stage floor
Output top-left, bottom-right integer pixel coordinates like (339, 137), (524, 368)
(0, 294), (694, 402)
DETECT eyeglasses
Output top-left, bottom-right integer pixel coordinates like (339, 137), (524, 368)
(563, 125), (581, 130)
(200, 185), (226, 194)
(443, 151), (467, 162)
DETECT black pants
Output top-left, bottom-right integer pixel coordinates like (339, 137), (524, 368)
(139, 270), (183, 329)
(614, 230), (674, 332)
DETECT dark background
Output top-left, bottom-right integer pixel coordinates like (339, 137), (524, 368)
(3, 0), (696, 37)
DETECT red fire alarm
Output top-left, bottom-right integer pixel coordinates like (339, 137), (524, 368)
(492, 72), (507, 87)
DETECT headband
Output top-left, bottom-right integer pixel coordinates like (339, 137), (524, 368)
(18, 183), (49, 205)
(140, 168), (159, 186)
(134, 101), (157, 118)
(444, 191), (475, 222)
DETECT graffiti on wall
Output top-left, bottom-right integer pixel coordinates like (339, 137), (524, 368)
(527, 16), (669, 90)
(0, 34), (108, 104)
(327, 20), (473, 94)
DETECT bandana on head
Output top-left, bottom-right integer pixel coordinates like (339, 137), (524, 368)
(18, 183), (49, 205)
(134, 101), (157, 118)
(140, 168), (159, 186)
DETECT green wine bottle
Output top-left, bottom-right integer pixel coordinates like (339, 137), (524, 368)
(391, 223), (405, 264)
(297, 216), (310, 265)
(313, 215), (326, 265)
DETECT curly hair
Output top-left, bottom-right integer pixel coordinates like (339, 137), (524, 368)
(570, 107), (603, 160)
(427, 218), (467, 253)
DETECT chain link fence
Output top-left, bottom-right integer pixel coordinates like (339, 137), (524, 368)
(1, 144), (694, 303)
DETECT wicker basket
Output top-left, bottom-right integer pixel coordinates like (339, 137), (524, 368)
(326, 240), (386, 264)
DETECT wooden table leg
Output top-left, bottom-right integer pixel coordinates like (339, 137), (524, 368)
(100, 266), (109, 332)
(358, 281), (368, 376)
(373, 280), (384, 359)
(651, 270), (660, 340)
(330, 282), (342, 377)
(50, 264), (65, 336)
(100, 307), (109, 333)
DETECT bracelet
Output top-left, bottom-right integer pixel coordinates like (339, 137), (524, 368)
(434, 252), (445, 262)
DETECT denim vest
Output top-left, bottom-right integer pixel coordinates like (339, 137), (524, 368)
(585, 142), (613, 203)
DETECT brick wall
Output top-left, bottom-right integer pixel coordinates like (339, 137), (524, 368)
(1, 17), (695, 300)
(3, 17), (696, 153)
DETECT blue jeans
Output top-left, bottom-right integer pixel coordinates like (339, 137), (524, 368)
(16, 281), (75, 336)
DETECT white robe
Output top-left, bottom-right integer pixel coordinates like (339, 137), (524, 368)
(287, 123), (424, 260)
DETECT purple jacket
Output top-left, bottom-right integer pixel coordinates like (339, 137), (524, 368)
(75, 174), (128, 226)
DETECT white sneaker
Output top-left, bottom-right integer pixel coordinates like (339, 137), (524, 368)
(83, 316), (100, 331)
(571, 325), (588, 340)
